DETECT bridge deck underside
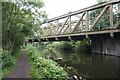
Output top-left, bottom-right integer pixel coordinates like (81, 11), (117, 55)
(40, 29), (120, 41)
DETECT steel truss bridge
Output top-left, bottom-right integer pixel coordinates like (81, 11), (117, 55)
(28, 0), (120, 42)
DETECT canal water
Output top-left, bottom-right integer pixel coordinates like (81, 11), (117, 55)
(58, 51), (120, 79)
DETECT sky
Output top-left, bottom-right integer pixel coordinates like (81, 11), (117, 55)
(43, 0), (97, 19)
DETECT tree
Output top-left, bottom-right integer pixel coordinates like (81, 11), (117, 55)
(89, 0), (120, 30)
(2, 1), (47, 54)
(96, 0), (104, 3)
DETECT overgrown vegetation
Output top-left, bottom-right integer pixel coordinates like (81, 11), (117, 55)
(29, 40), (90, 63)
(2, 1), (47, 78)
(26, 45), (68, 79)
(1, 0), (120, 79)
(26, 40), (91, 78)
(1, 49), (21, 77)
(2, 1), (47, 54)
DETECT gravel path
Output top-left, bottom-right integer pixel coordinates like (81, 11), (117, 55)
(6, 49), (31, 78)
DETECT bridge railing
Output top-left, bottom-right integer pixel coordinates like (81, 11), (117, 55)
(41, 0), (120, 37)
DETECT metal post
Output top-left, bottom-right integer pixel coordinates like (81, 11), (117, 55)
(86, 11), (89, 31)
(109, 4), (113, 29)
(69, 16), (71, 33)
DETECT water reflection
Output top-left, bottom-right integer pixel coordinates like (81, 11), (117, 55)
(60, 51), (120, 78)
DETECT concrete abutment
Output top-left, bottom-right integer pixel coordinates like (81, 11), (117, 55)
(91, 37), (120, 56)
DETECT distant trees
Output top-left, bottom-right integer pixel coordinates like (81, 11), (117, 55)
(89, 0), (120, 30)
(96, 0), (110, 3)
(96, 0), (104, 3)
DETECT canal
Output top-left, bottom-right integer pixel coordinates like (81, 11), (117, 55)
(57, 51), (120, 79)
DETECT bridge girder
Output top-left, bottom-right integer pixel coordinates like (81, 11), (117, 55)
(27, 0), (120, 42)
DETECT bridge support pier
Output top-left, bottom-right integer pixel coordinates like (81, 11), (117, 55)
(91, 37), (120, 56)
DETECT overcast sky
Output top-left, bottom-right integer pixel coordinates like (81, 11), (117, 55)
(43, 0), (97, 19)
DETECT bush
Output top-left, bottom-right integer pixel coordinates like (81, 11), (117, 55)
(26, 45), (68, 79)
(75, 40), (91, 53)
(58, 42), (73, 52)
(2, 50), (16, 68)
(1, 49), (16, 77)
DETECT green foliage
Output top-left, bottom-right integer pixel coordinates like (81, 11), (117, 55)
(44, 42), (62, 58)
(2, 2), (27, 53)
(1, 49), (16, 77)
(74, 40), (91, 54)
(26, 41), (91, 78)
(26, 45), (68, 79)
(96, 0), (103, 3)
(2, 50), (16, 69)
(113, 3), (120, 23)
(58, 42), (73, 52)
(32, 40), (90, 62)
(89, 3), (120, 31)
(37, 42), (74, 61)
(2, 1), (47, 54)
(1, 49), (22, 78)
(89, 8), (110, 30)
(32, 42), (62, 59)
